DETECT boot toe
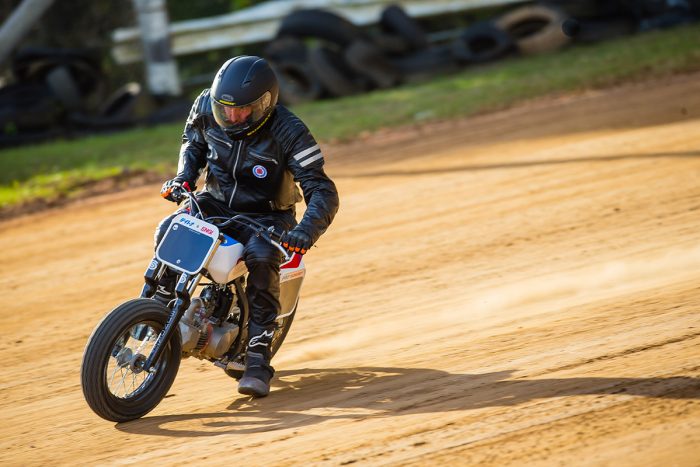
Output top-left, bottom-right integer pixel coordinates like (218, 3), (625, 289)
(238, 376), (270, 398)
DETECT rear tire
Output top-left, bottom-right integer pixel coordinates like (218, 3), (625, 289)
(223, 301), (297, 380)
(271, 300), (298, 358)
(80, 299), (181, 422)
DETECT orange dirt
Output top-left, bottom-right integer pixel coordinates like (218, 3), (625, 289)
(1, 73), (699, 466)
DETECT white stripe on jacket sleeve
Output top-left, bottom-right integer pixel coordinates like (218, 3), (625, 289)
(293, 144), (320, 161)
(299, 152), (324, 167)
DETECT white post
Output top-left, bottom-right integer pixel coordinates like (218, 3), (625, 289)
(0, 0), (55, 66)
(131, 0), (182, 96)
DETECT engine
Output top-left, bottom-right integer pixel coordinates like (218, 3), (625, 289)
(178, 285), (240, 360)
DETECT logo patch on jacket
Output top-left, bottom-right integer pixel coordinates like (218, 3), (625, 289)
(252, 165), (267, 178)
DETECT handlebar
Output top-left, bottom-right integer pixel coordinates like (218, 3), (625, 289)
(176, 189), (292, 261)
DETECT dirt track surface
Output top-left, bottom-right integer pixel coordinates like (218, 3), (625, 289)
(2, 73), (700, 466)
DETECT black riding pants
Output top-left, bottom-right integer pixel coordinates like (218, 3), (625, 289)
(154, 192), (296, 327)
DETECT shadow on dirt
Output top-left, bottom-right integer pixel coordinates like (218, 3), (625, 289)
(115, 366), (700, 437)
(335, 150), (700, 178)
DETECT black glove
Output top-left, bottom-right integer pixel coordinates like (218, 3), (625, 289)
(282, 228), (313, 254)
(160, 179), (192, 203)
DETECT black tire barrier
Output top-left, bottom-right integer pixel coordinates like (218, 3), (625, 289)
(373, 33), (413, 56)
(450, 21), (514, 64)
(542, 0), (624, 19)
(45, 65), (83, 111)
(276, 9), (367, 47)
(271, 60), (324, 105)
(562, 18), (581, 37)
(390, 45), (459, 78)
(640, 0), (678, 16)
(496, 5), (571, 55)
(571, 17), (637, 42)
(379, 5), (429, 51)
(264, 37), (308, 63)
(67, 83), (143, 129)
(99, 82), (142, 120)
(145, 99), (193, 125)
(0, 83), (62, 131)
(690, 0), (700, 15)
(639, 8), (698, 31)
(308, 45), (368, 97)
(11, 47), (104, 97)
(344, 40), (400, 89)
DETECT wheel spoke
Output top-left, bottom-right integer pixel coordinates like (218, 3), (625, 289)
(119, 368), (128, 398)
(109, 364), (121, 389)
(134, 330), (156, 355)
(129, 372), (137, 396)
(104, 320), (168, 400)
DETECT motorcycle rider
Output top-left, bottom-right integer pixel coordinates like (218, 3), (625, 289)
(156, 56), (339, 398)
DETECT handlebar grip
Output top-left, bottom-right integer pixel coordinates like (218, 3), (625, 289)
(161, 186), (175, 199)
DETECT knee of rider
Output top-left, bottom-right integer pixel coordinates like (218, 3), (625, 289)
(245, 246), (282, 268)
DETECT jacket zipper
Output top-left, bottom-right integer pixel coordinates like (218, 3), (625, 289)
(228, 141), (242, 208)
(250, 152), (279, 165)
(207, 130), (232, 148)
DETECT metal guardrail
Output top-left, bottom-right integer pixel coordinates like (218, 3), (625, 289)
(112, 0), (529, 64)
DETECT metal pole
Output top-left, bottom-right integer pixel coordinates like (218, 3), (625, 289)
(131, 0), (181, 97)
(0, 0), (55, 66)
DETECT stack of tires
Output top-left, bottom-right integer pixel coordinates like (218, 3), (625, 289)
(264, 8), (401, 104)
(0, 47), (150, 147)
(264, 5), (580, 104)
(0, 48), (105, 147)
(0, 47), (195, 147)
(549, 0), (698, 42)
(264, 0), (697, 105)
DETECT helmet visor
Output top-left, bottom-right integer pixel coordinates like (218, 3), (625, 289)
(211, 91), (272, 134)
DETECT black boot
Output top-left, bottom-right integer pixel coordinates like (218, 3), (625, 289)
(238, 323), (276, 397)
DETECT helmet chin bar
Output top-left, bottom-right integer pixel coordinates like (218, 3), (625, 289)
(211, 91), (273, 139)
(223, 111), (273, 139)
(224, 125), (252, 140)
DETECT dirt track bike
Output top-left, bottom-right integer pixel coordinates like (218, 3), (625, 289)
(80, 189), (304, 422)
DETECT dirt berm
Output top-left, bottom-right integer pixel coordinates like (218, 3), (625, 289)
(1, 72), (699, 465)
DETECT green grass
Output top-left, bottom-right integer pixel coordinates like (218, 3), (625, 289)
(2, 23), (700, 209)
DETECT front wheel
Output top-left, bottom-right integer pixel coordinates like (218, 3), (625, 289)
(80, 299), (181, 422)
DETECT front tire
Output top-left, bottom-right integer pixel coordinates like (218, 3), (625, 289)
(80, 299), (181, 422)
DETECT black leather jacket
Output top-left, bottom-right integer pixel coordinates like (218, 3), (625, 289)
(175, 89), (339, 243)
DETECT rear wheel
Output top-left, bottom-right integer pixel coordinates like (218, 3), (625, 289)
(80, 299), (181, 422)
(271, 300), (298, 358)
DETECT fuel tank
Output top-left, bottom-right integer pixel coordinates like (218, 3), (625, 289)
(206, 234), (247, 283)
(207, 234), (306, 316)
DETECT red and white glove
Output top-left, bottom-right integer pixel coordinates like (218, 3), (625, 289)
(160, 180), (192, 203)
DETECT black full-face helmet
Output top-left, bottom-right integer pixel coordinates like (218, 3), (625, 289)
(210, 55), (279, 139)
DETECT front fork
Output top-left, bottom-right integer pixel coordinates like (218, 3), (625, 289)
(140, 257), (164, 299)
(139, 258), (201, 373)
